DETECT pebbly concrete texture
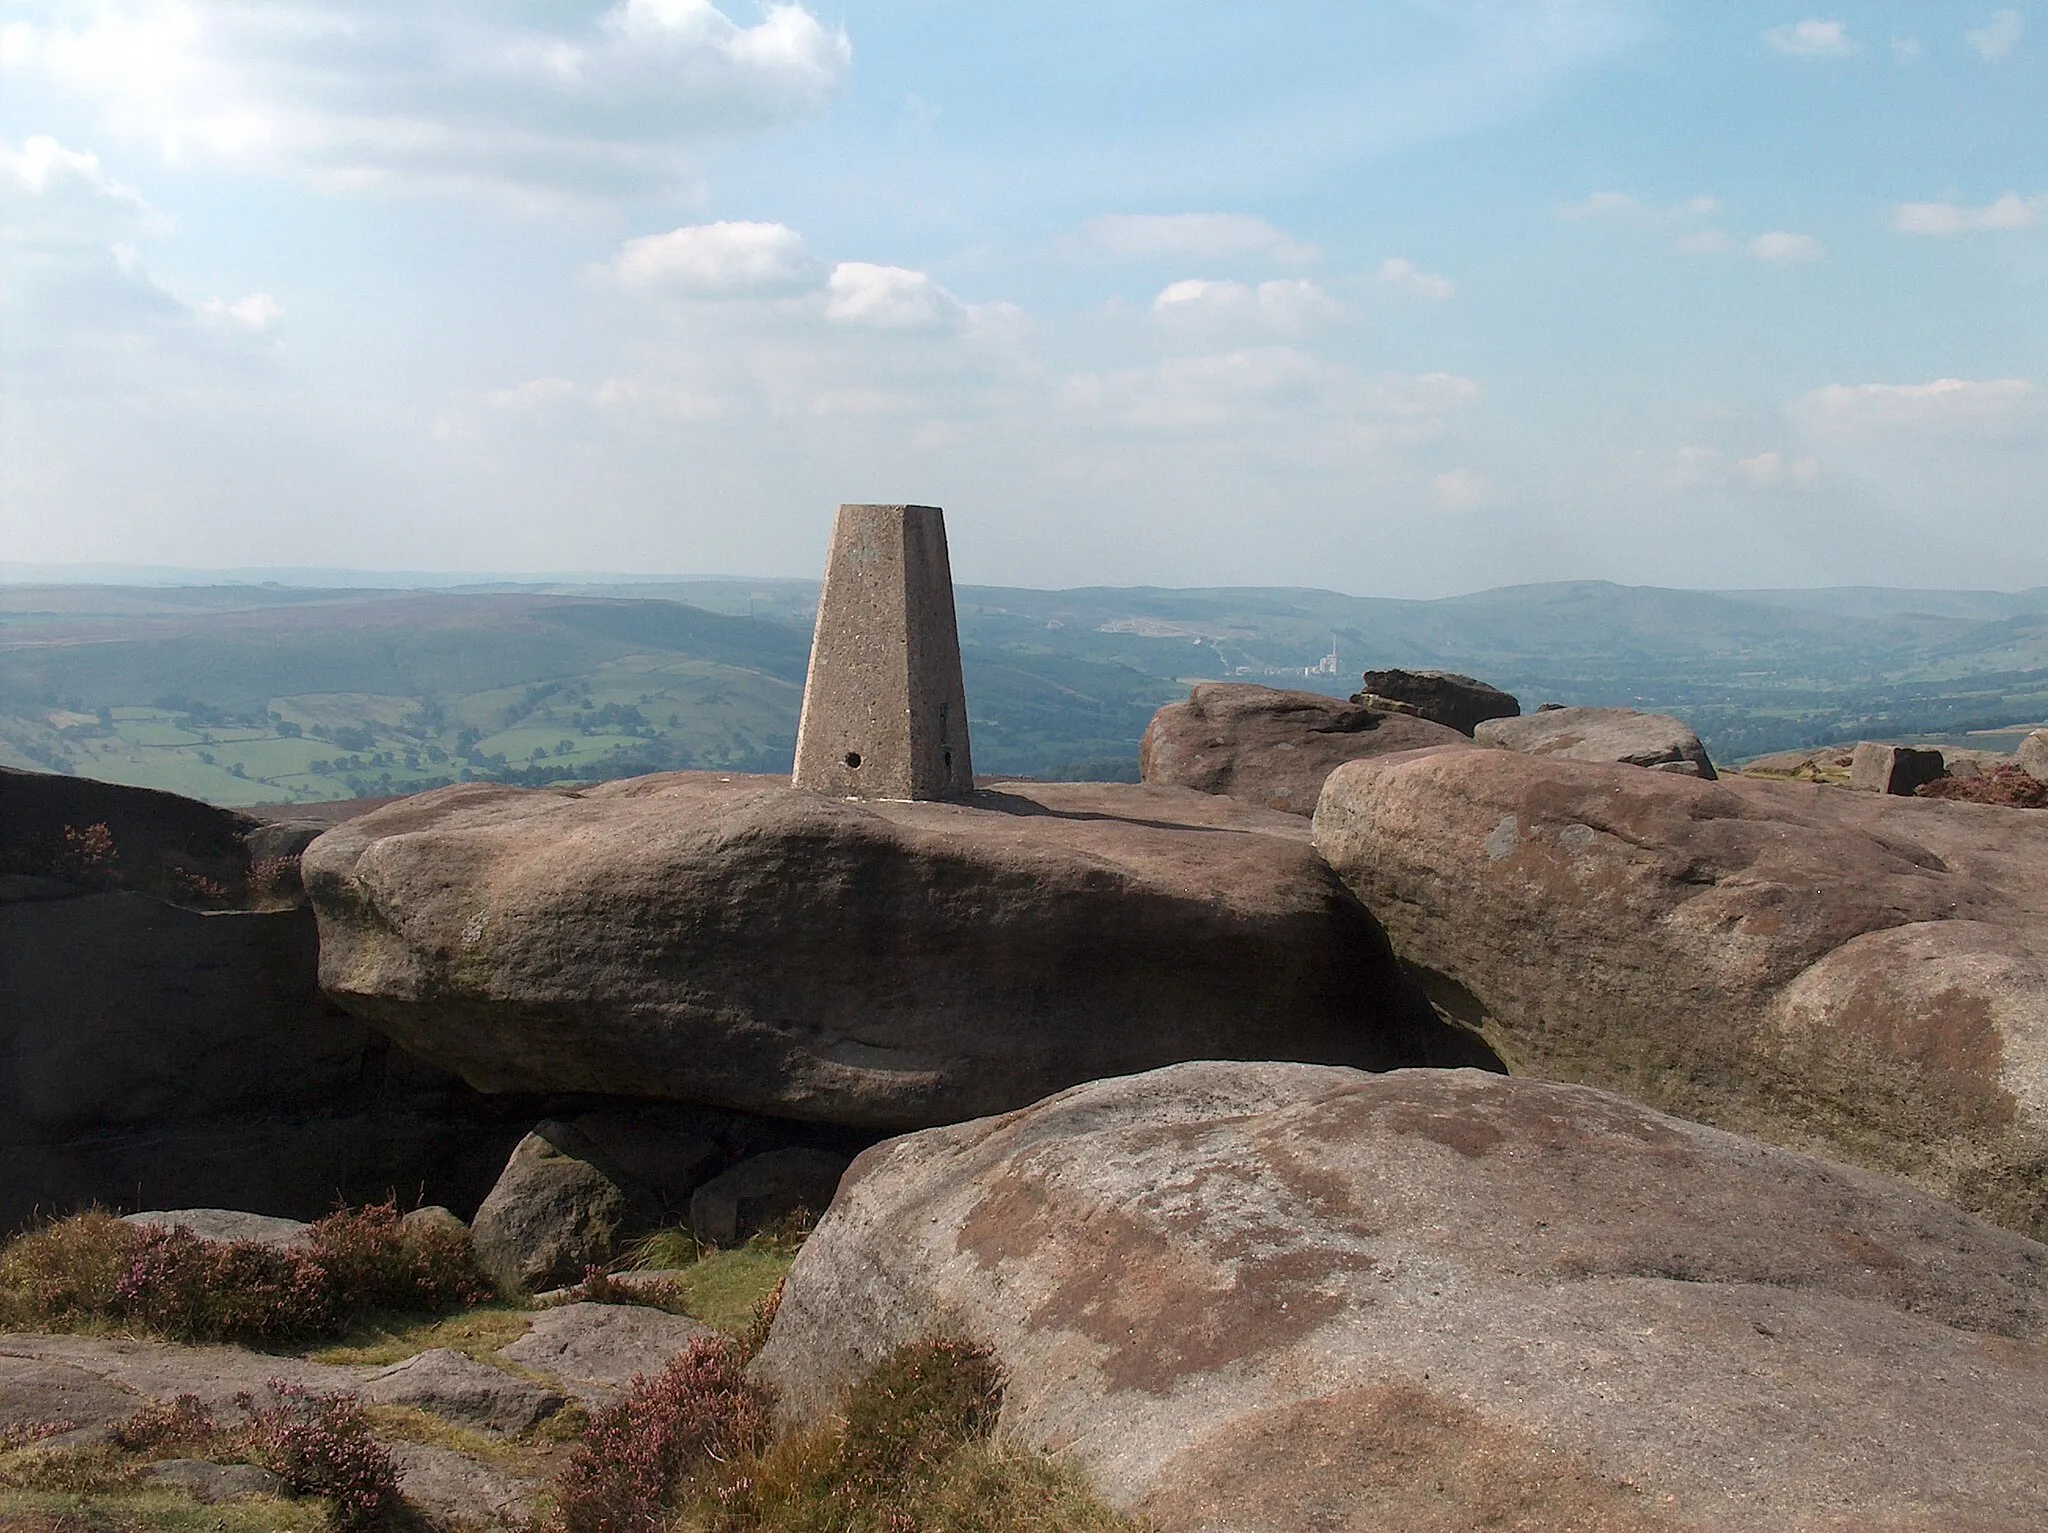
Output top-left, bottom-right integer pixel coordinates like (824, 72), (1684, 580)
(792, 503), (974, 801)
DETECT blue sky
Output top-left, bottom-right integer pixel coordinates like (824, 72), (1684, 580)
(2, 1), (2043, 594)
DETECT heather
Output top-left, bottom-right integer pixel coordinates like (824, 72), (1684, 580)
(1917, 764), (2048, 808)
(0, 1203), (492, 1346)
(1, 1387), (395, 1531)
(536, 1334), (1142, 1533)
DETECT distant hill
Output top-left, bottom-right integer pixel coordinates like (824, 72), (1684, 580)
(4, 577), (2046, 805)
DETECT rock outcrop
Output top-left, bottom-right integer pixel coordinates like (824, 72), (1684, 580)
(1312, 747), (2048, 1235)
(688, 1148), (850, 1245)
(305, 774), (1488, 1130)
(1353, 668), (1519, 734)
(755, 1062), (2048, 1533)
(470, 1125), (649, 1293)
(358, 1348), (565, 1435)
(1474, 704), (1717, 777)
(0, 768), (546, 1232)
(2020, 728), (2048, 782)
(121, 1210), (312, 1247)
(1138, 684), (1464, 815)
(497, 1302), (716, 1405)
(1850, 741), (1947, 795)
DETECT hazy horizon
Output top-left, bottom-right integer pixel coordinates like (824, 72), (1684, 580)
(8, 559), (2048, 611)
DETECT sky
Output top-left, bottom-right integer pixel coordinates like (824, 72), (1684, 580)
(2, 2), (2044, 596)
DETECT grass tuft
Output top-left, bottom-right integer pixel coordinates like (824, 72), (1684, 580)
(0, 1487), (327, 1533)
(536, 1334), (1146, 1533)
(304, 1304), (532, 1367)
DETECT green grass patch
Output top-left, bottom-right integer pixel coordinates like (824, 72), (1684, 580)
(358, 1404), (544, 1473)
(615, 1220), (809, 1337)
(667, 1249), (795, 1337)
(0, 1488), (326, 1533)
(301, 1304), (532, 1366)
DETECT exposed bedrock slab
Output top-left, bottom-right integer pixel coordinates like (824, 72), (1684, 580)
(754, 1062), (2048, 1533)
(303, 773), (1482, 1130)
(1312, 748), (2048, 1237)
(1353, 668), (1520, 735)
(1475, 704), (1717, 778)
(1138, 683), (1465, 816)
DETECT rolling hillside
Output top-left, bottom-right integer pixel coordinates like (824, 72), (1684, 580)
(4, 577), (2047, 806)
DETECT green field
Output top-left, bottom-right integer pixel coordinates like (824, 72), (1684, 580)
(5, 578), (2047, 806)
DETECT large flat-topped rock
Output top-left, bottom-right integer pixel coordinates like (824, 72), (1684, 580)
(793, 503), (973, 800)
(1140, 683), (1466, 816)
(303, 775), (1479, 1129)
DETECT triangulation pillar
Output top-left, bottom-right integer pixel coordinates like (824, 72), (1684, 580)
(792, 503), (975, 800)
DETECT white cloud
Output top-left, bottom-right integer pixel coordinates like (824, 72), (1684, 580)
(1067, 351), (1475, 436)
(1662, 445), (1819, 491)
(609, 221), (816, 295)
(0, 132), (164, 254)
(1560, 191), (1719, 225)
(1662, 444), (1726, 490)
(485, 376), (578, 411)
(1431, 469), (1491, 509)
(1966, 9), (2024, 60)
(1764, 20), (1855, 56)
(1734, 450), (1820, 488)
(0, 0), (851, 203)
(1150, 277), (1341, 333)
(1373, 257), (1455, 300)
(196, 291), (282, 330)
(1792, 378), (2040, 438)
(1894, 193), (2048, 234)
(825, 263), (960, 330)
(1892, 36), (1924, 61)
(1085, 213), (1318, 265)
(1748, 230), (1824, 263)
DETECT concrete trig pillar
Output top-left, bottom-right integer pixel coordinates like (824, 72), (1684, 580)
(793, 504), (975, 799)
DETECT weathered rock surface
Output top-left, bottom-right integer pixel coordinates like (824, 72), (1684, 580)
(688, 1148), (849, 1245)
(387, 1441), (541, 1528)
(1850, 741), (1947, 795)
(1354, 668), (1520, 734)
(755, 1062), (2048, 1533)
(2019, 728), (2048, 782)
(1312, 747), (2048, 1235)
(1138, 684), (1464, 815)
(0, 1333), (374, 1416)
(121, 1209), (312, 1246)
(497, 1302), (715, 1404)
(471, 1125), (650, 1294)
(358, 1348), (564, 1435)
(0, 1353), (142, 1443)
(1474, 705), (1717, 778)
(305, 774), (1485, 1130)
(0, 767), (544, 1230)
(0, 1327), (545, 1527)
